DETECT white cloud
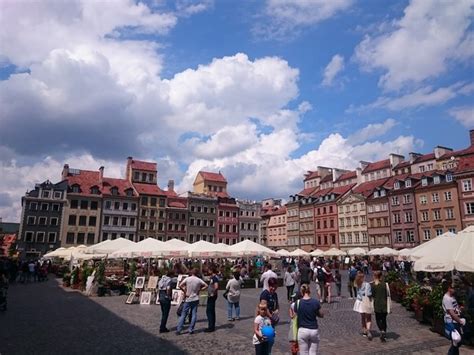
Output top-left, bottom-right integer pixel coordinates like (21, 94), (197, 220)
(449, 106), (474, 128)
(322, 54), (345, 87)
(348, 119), (397, 144)
(354, 0), (474, 91)
(255, 0), (353, 39)
(348, 82), (471, 112)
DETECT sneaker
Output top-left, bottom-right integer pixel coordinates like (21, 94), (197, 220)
(367, 331), (373, 341)
(204, 328), (215, 333)
(159, 328), (170, 333)
(189, 331), (194, 335)
(228, 318), (234, 322)
(235, 317), (240, 321)
(175, 331), (181, 336)
(380, 332), (386, 342)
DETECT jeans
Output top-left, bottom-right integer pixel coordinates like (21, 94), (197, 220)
(336, 283), (342, 297)
(159, 299), (171, 331)
(298, 327), (320, 355)
(375, 312), (387, 332)
(348, 282), (357, 298)
(286, 285), (295, 301)
(206, 295), (217, 330)
(177, 300), (199, 333)
(445, 322), (462, 355)
(255, 341), (269, 355)
(227, 301), (240, 319)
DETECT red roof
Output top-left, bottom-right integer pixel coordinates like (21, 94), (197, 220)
(102, 177), (136, 196)
(133, 183), (166, 196)
(353, 178), (390, 197)
(394, 161), (411, 169)
(264, 206), (287, 216)
(441, 145), (474, 159)
(66, 170), (101, 196)
(199, 171), (227, 183)
(304, 171), (319, 181)
(320, 174), (333, 183)
(414, 153), (435, 163)
(167, 196), (187, 209)
(297, 186), (318, 197)
(311, 186), (333, 198)
(336, 171), (357, 181)
(362, 159), (390, 173)
(332, 183), (356, 195)
(456, 156), (474, 173)
(130, 159), (157, 172)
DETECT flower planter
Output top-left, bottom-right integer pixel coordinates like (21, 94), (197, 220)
(422, 304), (433, 324)
(431, 317), (444, 336)
(414, 306), (424, 322)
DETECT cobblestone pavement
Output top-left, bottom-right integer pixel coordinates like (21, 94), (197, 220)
(1, 273), (470, 355)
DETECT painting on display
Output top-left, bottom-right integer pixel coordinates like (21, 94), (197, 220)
(125, 292), (136, 304)
(171, 289), (184, 305)
(147, 276), (159, 290)
(140, 291), (152, 305)
(135, 276), (145, 289)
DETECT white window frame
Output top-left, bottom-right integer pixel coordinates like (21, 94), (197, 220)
(405, 179), (412, 188)
(420, 195), (427, 205)
(463, 179), (472, 192)
(48, 232), (57, 243)
(53, 191), (62, 199)
(423, 229), (431, 240)
(25, 231), (34, 242)
(27, 216), (36, 225)
(50, 217), (58, 226)
(36, 231), (45, 243)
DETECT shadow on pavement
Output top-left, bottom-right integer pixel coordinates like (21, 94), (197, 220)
(0, 279), (187, 355)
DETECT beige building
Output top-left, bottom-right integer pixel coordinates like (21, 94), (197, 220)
(193, 171), (228, 197)
(266, 206), (287, 249)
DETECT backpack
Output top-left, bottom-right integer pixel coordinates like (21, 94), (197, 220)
(316, 267), (326, 283)
(349, 268), (357, 280)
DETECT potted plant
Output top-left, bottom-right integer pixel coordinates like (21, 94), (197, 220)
(62, 273), (71, 287)
(428, 284), (445, 335)
(403, 283), (421, 311)
(95, 261), (106, 297)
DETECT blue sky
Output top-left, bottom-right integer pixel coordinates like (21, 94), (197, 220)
(0, 0), (473, 221)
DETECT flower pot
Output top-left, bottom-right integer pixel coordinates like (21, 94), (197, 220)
(431, 317), (444, 336)
(422, 304), (433, 324)
(414, 306), (423, 322)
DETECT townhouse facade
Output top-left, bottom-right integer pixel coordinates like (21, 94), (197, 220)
(187, 193), (217, 243)
(237, 199), (261, 243)
(266, 206), (287, 249)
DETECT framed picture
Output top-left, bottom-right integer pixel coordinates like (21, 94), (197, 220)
(176, 274), (188, 289)
(171, 289), (184, 305)
(147, 276), (159, 290)
(126, 292), (136, 304)
(135, 276), (145, 289)
(140, 291), (152, 305)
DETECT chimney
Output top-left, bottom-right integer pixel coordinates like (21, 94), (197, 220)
(389, 153), (404, 167)
(61, 164), (69, 180)
(434, 146), (453, 159)
(409, 152), (421, 164)
(359, 161), (370, 170)
(168, 179), (175, 192)
(99, 166), (104, 182)
(332, 168), (348, 182)
(356, 167), (363, 185)
(126, 156), (133, 182)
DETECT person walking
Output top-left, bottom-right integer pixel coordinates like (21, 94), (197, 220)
(158, 270), (174, 333)
(334, 269), (342, 298)
(315, 264), (326, 302)
(260, 264), (277, 290)
(348, 264), (357, 299)
(443, 283), (466, 355)
(323, 265), (333, 304)
(284, 266), (296, 302)
(205, 267), (219, 332)
(260, 277), (279, 355)
(253, 301), (272, 355)
(353, 271), (373, 340)
(293, 284), (324, 355)
(226, 271), (242, 321)
(176, 268), (208, 335)
(371, 271), (390, 342)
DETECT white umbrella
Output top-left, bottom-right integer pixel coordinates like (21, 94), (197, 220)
(409, 232), (456, 261)
(85, 239), (112, 254)
(86, 237), (136, 254)
(111, 238), (166, 258)
(398, 248), (412, 257)
(276, 249), (290, 257)
(44, 247), (67, 258)
(213, 243), (236, 258)
(310, 249), (325, 257)
(368, 248), (381, 256)
(165, 238), (189, 248)
(369, 247), (399, 256)
(348, 247), (367, 256)
(289, 248), (309, 257)
(454, 232), (474, 272)
(229, 239), (278, 258)
(186, 240), (235, 258)
(324, 248), (346, 257)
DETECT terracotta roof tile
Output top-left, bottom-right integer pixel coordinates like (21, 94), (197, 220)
(353, 178), (390, 197)
(336, 171), (357, 181)
(167, 197), (187, 209)
(304, 171), (319, 181)
(133, 183), (166, 196)
(130, 159), (157, 172)
(102, 177), (136, 197)
(199, 171), (227, 183)
(394, 161), (411, 169)
(456, 156), (474, 173)
(320, 174), (333, 183)
(297, 187), (318, 197)
(66, 170), (101, 196)
(414, 153), (435, 163)
(362, 159), (390, 174)
(441, 145), (474, 159)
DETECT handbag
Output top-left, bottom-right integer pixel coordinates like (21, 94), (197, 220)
(385, 282), (392, 314)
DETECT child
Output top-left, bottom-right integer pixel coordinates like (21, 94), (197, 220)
(288, 292), (301, 355)
(254, 301), (272, 355)
(335, 269), (342, 298)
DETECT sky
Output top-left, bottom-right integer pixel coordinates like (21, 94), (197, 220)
(0, 0), (473, 222)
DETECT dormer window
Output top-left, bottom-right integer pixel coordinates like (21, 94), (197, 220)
(125, 188), (134, 197)
(380, 189), (386, 197)
(110, 187), (119, 196)
(405, 179), (412, 188)
(421, 178), (428, 187)
(433, 176), (440, 184)
(71, 184), (80, 193)
(446, 173), (453, 182)
(90, 186), (100, 195)
(374, 191), (379, 198)
(394, 181), (400, 190)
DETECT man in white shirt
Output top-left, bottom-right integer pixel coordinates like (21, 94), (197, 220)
(442, 283), (466, 354)
(260, 263), (277, 290)
(176, 268), (207, 335)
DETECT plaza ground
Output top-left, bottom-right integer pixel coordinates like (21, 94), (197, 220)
(0, 273), (465, 355)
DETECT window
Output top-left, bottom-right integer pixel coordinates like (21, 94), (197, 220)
(405, 179), (412, 188)
(448, 228), (456, 234)
(406, 230), (415, 242)
(403, 194), (411, 204)
(112, 217), (119, 226)
(446, 208), (454, 219)
(141, 209), (147, 217)
(114, 201), (120, 210)
(29, 202), (37, 210)
(80, 200), (88, 209)
(91, 186), (100, 195)
(71, 199), (78, 209)
(121, 217), (127, 226)
(420, 195), (427, 205)
(421, 178), (428, 186)
(89, 216), (97, 226)
(87, 233), (95, 245)
(404, 212), (413, 223)
(141, 196), (148, 206)
(391, 196), (399, 206)
(394, 182), (400, 190)
(446, 174), (453, 182)
(463, 179), (472, 192)
(340, 233), (345, 244)
(54, 191), (62, 199)
(362, 232), (368, 243)
(395, 231), (402, 243)
(444, 191), (452, 201)
(419, 166), (425, 173)
(27, 216), (35, 225)
(393, 213), (400, 224)
(41, 203), (49, 211)
(380, 190), (386, 197)
(427, 163), (434, 170)
(432, 193), (439, 203)
(66, 233), (75, 244)
(126, 189), (134, 197)
(123, 202), (128, 211)
(79, 216), (87, 226)
(159, 199), (165, 207)
(52, 203), (60, 211)
(36, 232), (45, 243)
(433, 176), (440, 184)
(423, 229), (431, 240)
(25, 231), (34, 242)
(72, 185), (80, 193)
(421, 211), (429, 222)
(42, 190), (50, 198)
(433, 210), (441, 220)
(50, 217), (58, 226)
(130, 218), (135, 227)
(104, 216), (110, 225)
(68, 215), (77, 225)
(131, 203), (137, 211)
(134, 171), (140, 181)
(436, 228), (443, 236)
(151, 197), (157, 206)
(77, 233), (85, 244)
(466, 203), (474, 215)
(48, 232), (56, 243)
(339, 218), (344, 227)
(105, 201), (112, 210)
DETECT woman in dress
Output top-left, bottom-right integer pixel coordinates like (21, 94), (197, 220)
(353, 271), (373, 340)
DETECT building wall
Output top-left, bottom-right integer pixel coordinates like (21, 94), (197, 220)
(137, 194), (167, 241)
(267, 212), (287, 248)
(299, 202), (314, 251)
(62, 195), (102, 246)
(389, 188), (419, 249)
(286, 201), (300, 250)
(101, 197), (139, 242)
(456, 173), (474, 228)
(217, 198), (239, 244)
(337, 194), (368, 251)
(188, 194), (217, 243)
(367, 196), (391, 248)
(314, 201), (338, 250)
(237, 200), (261, 243)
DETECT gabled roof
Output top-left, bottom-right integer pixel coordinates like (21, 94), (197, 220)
(441, 145), (474, 160)
(332, 183), (356, 196)
(133, 183), (166, 196)
(263, 206), (287, 216)
(311, 186), (333, 198)
(320, 174), (333, 183)
(304, 171), (319, 181)
(413, 153), (435, 163)
(65, 170), (102, 196)
(130, 159), (157, 172)
(102, 178), (136, 197)
(167, 196), (187, 209)
(455, 155), (474, 173)
(353, 178), (390, 197)
(362, 159), (390, 174)
(198, 171), (227, 183)
(393, 161), (411, 169)
(336, 171), (357, 181)
(297, 186), (318, 197)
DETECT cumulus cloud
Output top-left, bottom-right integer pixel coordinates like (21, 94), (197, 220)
(255, 0), (353, 39)
(322, 54), (345, 86)
(354, 0), (474, 91)
(449, 106), (474, 128)
(347, 119), (397, 144)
